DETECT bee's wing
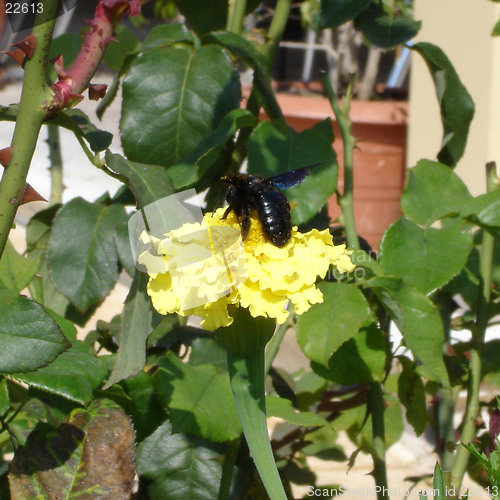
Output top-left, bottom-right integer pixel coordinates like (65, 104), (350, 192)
(268, 163), (323, 190)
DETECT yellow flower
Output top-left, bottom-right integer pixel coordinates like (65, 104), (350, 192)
(138, 208), (355, 330)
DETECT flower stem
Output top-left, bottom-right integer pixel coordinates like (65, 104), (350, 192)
(261, 0), (292, 65)
(321, 72), (360, 250)
(368, 381), (389, 498)
(47, 124), (63, 206)
(450, 161), (498, 490)
(264, 319), (289, 375)
(227, 349), (287, 500)
(218, 438), (240, 500)
(0, 3), (59, 259)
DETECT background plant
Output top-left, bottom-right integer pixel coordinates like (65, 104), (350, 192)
(0, 0), (498, 498)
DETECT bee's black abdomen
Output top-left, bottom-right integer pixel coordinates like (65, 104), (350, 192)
(256, 191), (292, 247)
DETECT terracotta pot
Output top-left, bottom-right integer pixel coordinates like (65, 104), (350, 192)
(264, 93), (408, 251)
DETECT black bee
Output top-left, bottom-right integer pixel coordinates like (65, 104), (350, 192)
(221, 164), (321, 247)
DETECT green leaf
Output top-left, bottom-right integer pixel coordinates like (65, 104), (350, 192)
(47, 198), (126, 312)
(104, 271), (161, 389)
(157, 352), (241, 442)
(397, 356), (427, 436)
(247, 119), (338, 224)
(313, 323), (386, 384)
(121, 44), (240, 168)
(402, 159), (473, 227)
(26, 206), (95, 325)
(114, 221), (135, 277)
(266, 396), (329, 427)
(462, 189), (500, 227)
(492, 18), (500, 36)
(103, 24), (141, 71)
(52, 109), (113, 153)
(373, 284), (449, 385)
(26, 204), (60, 260)
(202, 31), (284, 120)
(411, 42), (475, 167)
(432, 462), (446, 497)
(119, 371), (166, 442)
(105, 151), (175, 208)
(0, 293), (69, 374)
(349, 248), (385, 279)
(296, 281), (373, 365)
(0, 377), (10, 416)
(300, 426), (347, 462)
(379, 218), (473, 295)
(354, 3), (421, 50)
(9, 399), (135, 499)
(320, 0), (372, 30)
(0, 240), (39, 291)
(168, 108), (259, 189)
(13, 341), (107, 405)
(137, 420), (224, 500)
(142, 23), (195, 50)
(173, 0), (227, 37)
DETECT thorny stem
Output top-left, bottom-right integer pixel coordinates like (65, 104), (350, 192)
(368, 382), (389, 499)
(322, 72), (387, 495)
(321, 72), (360, 250)
(47, 125), (63, 205)
(0, 2), (59, 260)
(450, 162), (498, 490)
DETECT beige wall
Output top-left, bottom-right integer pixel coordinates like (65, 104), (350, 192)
(408, 0), (500, 195)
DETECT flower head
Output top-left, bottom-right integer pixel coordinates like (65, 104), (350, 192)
(138, 208), (355, 330)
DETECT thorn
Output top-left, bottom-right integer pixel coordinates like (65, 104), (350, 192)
(12, 34), (36, 59)
(0, 147), (12, 168)
(50, 55), (67, 78)
(3, 49), (24, 66)
(88, 83), (108, 101)
(21, 183), (47, 204)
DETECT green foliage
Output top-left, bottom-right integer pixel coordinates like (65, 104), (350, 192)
(136, 420), (224, 500)
(47, 197), (127, 312)
(410, 42), (475, 168)
(121, 42), (240, 168)
(0, 0), (498, 498)
(354, 3), (421, 49)
(320, 0), (372, 30)
(297, 281), (373, 365)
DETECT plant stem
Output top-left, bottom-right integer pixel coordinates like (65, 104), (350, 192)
(321, 72), (360, 250)
(368, 381), (389, 498)
(264, 319), (289, 375)
(261, 0), (292, 65)
(231, 0), (292, 170)
(47, 124), (63, 205)
(228, 0), (247, 35)
(0, 3), (59, 259)
(450, 161), (498, 489)
(218, 438), (240, 500)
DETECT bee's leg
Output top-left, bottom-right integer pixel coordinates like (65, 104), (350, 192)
(211, 198), (222, 217)
(221, 204), (232, 220)
(240, 204), (251, 241)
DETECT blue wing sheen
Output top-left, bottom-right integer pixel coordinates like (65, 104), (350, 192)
(269, 163), (323, 190)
